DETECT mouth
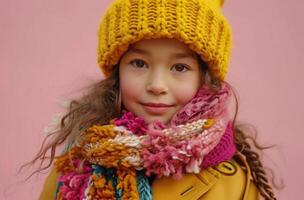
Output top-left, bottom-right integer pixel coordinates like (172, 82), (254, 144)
(141, 102), (173, 107)
(140, 102), (174, 115)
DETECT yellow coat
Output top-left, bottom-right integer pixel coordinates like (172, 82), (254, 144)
(39, 154), (259, 200)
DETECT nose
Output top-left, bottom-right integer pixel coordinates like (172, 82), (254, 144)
(146, 71), (169, 95)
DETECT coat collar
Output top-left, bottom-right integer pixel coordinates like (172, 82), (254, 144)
(151, 153), (255, 200)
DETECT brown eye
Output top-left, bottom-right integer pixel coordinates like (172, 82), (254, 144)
(172, 64), (189, 72)
(130, 59), (147, 68)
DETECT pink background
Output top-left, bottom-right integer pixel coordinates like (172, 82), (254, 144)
(1, 0), (303, 199)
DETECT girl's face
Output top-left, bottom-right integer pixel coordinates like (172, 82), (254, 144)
(119, 38), (202, 124)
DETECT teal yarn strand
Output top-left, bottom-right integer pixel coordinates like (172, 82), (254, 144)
(111, 169), (122, 200)
(92, 166), (152, 199)
(92, 165), (122, 199)
(54, 181), (63, 199)
(137, 171), (153, 200)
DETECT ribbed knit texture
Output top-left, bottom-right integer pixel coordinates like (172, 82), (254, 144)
(201, 121), (236, 168)
(97, 0), (232, 80)
(136, 171), (153, 200)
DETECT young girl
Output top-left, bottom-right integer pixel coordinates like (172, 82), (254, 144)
(33, 0), (276, 199)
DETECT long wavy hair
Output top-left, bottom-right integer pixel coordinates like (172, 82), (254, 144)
(25, 57), (280, 199)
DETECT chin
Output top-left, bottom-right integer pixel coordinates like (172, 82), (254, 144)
(144, 116), (170, 125)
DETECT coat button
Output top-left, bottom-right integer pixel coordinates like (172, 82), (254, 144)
(214, 161), (237, 176)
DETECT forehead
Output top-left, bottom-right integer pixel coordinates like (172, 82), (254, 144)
(127, 38), (197, 59)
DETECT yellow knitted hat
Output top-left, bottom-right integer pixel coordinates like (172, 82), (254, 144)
(97, 0), (232, 80)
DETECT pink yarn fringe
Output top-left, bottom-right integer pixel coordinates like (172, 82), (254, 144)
(141, 120), (227, 179)
(113, 111), (148, 136)
(58, 160), (92, 200)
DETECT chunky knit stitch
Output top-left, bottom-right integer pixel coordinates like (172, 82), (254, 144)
(97, 0), (232, 80)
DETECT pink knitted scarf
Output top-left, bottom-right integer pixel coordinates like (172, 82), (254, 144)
(54, 82), (237, 200)
(112, 82), (236, 178)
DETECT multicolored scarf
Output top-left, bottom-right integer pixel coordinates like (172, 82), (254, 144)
(54, 83), (236, 200)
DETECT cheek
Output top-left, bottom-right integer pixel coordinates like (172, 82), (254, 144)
(174, 88), (197, 105)
(120, 74), (141, 104)
(120, 77), (133, 95)
(173, 79), (201, 105)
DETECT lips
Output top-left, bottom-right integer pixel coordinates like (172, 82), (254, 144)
(142, 102), (172, 107)
(141, 102), (174, 115)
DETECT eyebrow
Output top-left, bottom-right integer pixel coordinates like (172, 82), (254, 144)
(127, 47), (197, 60)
